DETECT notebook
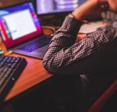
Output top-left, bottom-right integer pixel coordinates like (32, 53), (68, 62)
(0, 2), (51, 59)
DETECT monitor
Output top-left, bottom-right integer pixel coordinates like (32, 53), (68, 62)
(36, 0), (85, 15)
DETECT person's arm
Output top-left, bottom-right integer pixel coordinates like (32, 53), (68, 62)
(71, 0), (108, 20)
(43, 0), (117, 74)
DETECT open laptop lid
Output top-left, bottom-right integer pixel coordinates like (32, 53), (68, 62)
(0, 2), (42, 48)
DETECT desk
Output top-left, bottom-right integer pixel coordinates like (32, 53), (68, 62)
(3, 53), (117, 112)
(1, 21), (117, 111)
(0, 27), (53, 102)
(1, 20), (115, 101)
(4, 53), (52, 101)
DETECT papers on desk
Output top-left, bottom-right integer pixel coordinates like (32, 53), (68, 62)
(79, 21), (108, 34)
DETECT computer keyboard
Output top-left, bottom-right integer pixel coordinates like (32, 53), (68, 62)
(19, 36), (51, 52)
(0, 55), (27, 102)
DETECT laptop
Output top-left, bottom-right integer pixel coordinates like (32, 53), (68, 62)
(0, 2), (51, 59)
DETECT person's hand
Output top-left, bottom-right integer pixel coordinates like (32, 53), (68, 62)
(72, 0), (108, 21)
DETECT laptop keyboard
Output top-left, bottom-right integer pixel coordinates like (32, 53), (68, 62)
(0, 55), (27, 101)
(19, 36), (51, 52)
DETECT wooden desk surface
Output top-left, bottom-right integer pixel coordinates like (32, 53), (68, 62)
(5, 53), (52, 101)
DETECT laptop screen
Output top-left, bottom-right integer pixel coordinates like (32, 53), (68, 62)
(0, 2), (41, 48)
